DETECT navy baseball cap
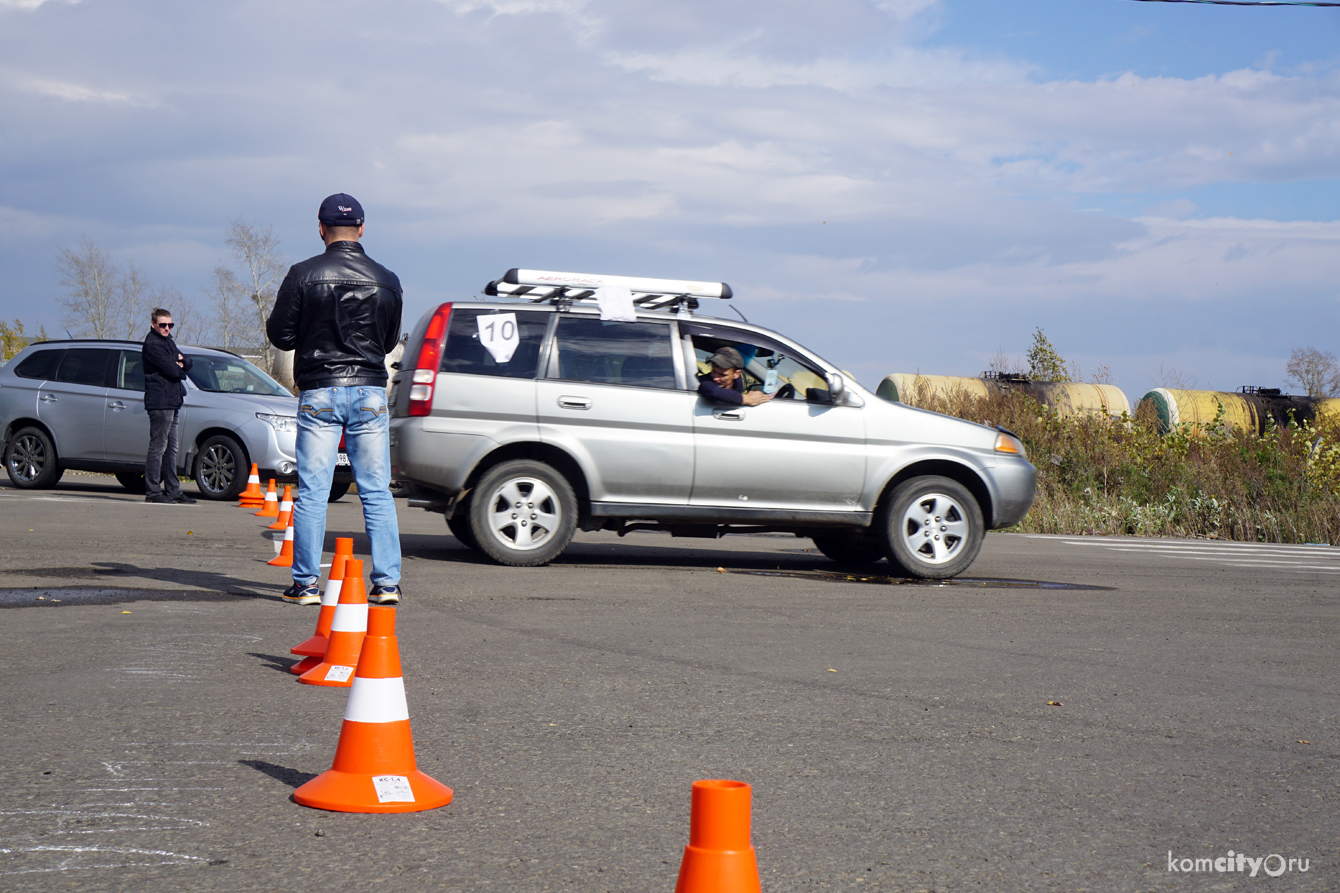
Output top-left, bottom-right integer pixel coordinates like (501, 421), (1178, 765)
(318, 193), (364, 227)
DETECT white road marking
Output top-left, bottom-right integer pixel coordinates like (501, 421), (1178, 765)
(1037, 536), (1340, 574)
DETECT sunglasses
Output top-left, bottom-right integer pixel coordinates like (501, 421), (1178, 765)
(156, 322), (175, 329)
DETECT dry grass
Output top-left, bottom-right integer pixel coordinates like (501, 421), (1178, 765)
(898, 383), (1340, 545)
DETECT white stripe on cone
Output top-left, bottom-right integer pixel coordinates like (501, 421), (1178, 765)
(321, 578), (343, 607)
(274, 525), (293, 556)
(344, 676), (411, 723)
(279, 497), (292, 512)
(330, 602), (369, 633)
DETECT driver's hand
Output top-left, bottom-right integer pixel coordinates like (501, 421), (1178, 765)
(742, 390), (774, 407)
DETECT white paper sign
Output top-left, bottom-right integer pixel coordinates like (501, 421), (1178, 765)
(477, 313), (519, 363)
(372, 774), (416, 803)
(595, 285), (636, 322)
(763, 370), (779, 394)
(324, 665), (354, 683)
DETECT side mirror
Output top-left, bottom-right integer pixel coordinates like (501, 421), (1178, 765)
(827, 372), (845, 403)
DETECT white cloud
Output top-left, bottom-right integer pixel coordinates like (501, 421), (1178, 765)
(18, 76), (156, 107)
(0, 0), (80, 9)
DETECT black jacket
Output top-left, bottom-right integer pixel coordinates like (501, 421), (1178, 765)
(142, 329), (193, 411)
(697, 371), (745, 405)
(266, 241), (403, 391)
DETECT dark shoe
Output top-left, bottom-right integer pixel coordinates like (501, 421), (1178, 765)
(281, 583), (321, 606)
(172, 494), (198, 504)
(369, 585), (401, 605)
(144, 494), (173, 504)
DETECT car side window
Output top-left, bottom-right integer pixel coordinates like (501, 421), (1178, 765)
(440, 309), (549, 379)
(114, 350), (146, 392)
(549, 317), (676, 389)
(13, 349), (65, 381)
(682, 324), (830, 402)
(54, 348), (112, 387)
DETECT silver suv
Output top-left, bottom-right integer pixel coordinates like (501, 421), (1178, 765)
(388, 270), (1036, 577)
(0, 339), (352, 500)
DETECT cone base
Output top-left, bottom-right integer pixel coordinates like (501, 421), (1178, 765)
(267, 554), (293, 567)
(297, 661), (355, 686)
(290, 654), (322, 675)
(290, 634), (327, 658)
(674, 846), (761, 893)
(294, 769), (453, 813)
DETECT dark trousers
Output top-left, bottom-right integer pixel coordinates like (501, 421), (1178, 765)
(146, 408), (183, 499)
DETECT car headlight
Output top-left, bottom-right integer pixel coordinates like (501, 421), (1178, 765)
(257, 412), (298, 433)
(994, 431), (1026, 460)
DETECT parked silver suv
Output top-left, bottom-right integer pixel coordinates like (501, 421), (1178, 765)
(388, 270), (1036, 577)
(0, 339), (351, 500)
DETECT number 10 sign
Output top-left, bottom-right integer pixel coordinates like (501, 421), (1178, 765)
(478, 313), (519, 364)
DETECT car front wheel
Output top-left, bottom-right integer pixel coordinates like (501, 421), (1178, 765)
(468, 460), (576, 567)
(878, 475), (984, 579)
(193, 434), (247, 500)
(4, 427), (63, 489)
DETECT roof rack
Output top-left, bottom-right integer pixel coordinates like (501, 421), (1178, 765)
(484, 268), (732, 312)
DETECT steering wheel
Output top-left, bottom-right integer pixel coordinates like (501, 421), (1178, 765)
(774, 382), (796, 399)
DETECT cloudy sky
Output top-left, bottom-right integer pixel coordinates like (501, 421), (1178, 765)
(3, 0), (1339, 400)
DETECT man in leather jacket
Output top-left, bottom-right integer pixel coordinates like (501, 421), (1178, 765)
(266, 193), (404, 606)
(142, 308), (197, 504)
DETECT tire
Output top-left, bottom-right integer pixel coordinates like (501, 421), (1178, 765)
(812, 533), (885, 565)
(193, 434), (247, 500)
(115, 471), (147, 494)
(4, 426), (63, 489)
(468, 460), (576, 567)
(878, 475), (984, 580)
(447, 511), (479, 552)
(328, 481), (351, 502)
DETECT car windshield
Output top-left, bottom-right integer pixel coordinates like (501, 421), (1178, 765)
(186, 354), (290, 396)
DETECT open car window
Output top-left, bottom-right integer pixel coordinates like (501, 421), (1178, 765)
(681, 322), (829, 402)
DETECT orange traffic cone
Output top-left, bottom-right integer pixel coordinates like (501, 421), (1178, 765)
(673, 780), (762, 893)
(268, 485), (294, 530)
(255, 479), (279, 517)
(268, 521), (294, 567)
(294, 605), (453, 813)
(290, 538), (356, 675)
(237, 464), (264, 506)
(298, 558), (368, 686)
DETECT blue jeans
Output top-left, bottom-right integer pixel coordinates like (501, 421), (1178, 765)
(293, 386), (401, 588)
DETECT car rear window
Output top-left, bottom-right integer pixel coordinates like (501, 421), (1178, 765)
(441, 309), (549, 379)
(13, 349), (65, 381)
(550, 317), (677, 389)
(54, 348), (112, 387)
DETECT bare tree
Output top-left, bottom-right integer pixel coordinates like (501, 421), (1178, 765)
(1148, 360), (1197, 391)
(56, 237), (128, 338)
(1285, 346), (1340, 398)
(205, 219), (287, 371)
(986, 348), (1024, 377)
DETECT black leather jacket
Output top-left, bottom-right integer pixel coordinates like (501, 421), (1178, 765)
(266, 241), (403, 391)
(142, 328), (194, 411)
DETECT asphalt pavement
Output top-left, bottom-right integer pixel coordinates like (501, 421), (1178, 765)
(0, 474), (1334, 891)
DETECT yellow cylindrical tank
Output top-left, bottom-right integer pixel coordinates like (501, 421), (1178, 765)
(1012, 382), (1131, 419)
(1138, 388), (1262, 435)
(876, 373), (992, 404)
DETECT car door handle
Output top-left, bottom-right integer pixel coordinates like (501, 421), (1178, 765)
(712, 410), (744, 421)
(108, 401), (127, 410)
(558, 396), (591, 410)
(40, 394), (57, 403)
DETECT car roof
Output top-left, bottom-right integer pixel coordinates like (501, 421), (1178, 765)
(21, 339), (248, 360)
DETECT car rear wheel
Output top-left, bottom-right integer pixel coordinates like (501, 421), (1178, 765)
(878, 475), (984, 580)
(468, 460), (576, 567)
(193, 434), (247, 500)
(4, 427), (63, 489)
(812, 533), (886, 565)
(115, 471), (147, 494)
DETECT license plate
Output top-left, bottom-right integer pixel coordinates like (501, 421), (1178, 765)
(336, 452), (350, 466)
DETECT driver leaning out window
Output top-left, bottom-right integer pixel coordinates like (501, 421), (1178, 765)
(697, 347), (774, 407)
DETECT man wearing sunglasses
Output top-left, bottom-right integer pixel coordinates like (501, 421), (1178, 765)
(142, 308), (196, 504)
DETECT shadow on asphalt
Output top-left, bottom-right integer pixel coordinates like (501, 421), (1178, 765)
(248, 651), (301, 674)
(88, 561), (288, 599)
(239, 760), (317, 789)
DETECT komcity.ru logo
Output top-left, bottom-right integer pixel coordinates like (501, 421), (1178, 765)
(1167, 850), (1310, 877)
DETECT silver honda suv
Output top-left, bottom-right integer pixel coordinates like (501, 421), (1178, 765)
(0, 340), (354, 500)
(388, 270), (1036, 577)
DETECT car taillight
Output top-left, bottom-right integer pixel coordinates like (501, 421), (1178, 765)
(339, 431), (347, 451)
(408, 302), (452, 417)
